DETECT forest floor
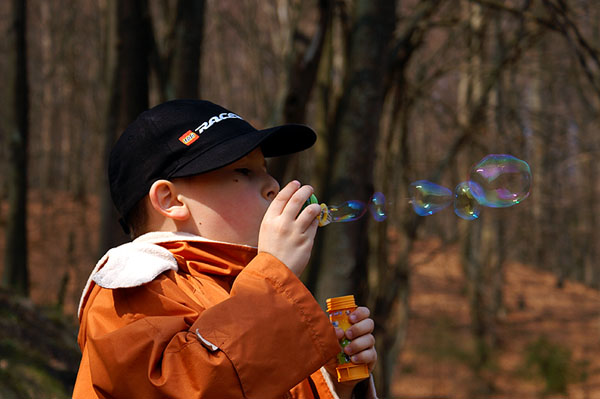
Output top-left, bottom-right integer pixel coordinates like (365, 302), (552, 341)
(1, 195), (600, 398)
(392, 240), (600, 399)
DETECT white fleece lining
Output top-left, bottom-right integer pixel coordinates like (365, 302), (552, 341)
(319, 367), (341, 399)
(92, 242), (177, 289)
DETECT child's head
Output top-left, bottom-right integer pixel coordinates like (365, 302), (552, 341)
(109, 99), (316, 243)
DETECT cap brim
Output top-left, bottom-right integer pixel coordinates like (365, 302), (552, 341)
(259, 124), (317, 157)
(170, 124), (316, 178)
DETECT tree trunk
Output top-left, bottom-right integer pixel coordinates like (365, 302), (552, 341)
(583, 157), (598, 286)
(363, 2), (443, 394)
(171, 0), (205, 99)
(527, 39), (548, 272)
(268, 0), (333, 184)
(458, 1), (495, 395)
(313, 0), (396, 303)
(488, 7), (508, 333)
(99, 0), (151, 254)
(148, 0), (205, 101)
(2, 0), (29, 297)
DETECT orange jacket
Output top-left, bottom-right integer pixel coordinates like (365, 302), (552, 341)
(74, 232), (347, 398)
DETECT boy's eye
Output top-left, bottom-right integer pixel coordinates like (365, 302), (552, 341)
(235, 168), (251, 176)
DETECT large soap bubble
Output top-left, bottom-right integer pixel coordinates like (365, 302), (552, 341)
(468, 154), (532, 208)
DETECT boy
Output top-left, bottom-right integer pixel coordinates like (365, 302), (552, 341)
(74, 99), (377, 398)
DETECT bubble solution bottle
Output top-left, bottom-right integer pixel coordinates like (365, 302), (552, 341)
(326, 295), (370, 382)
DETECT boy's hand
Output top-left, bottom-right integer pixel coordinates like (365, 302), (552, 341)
(258, 181), (321, 276)
(325, 306), (377, 399)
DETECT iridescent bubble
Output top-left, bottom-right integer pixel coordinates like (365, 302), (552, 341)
(368, 192), (387, 222)
(454, 181), (481, 220)
(328, 200), (367, 223)
(409, 180), (452, 216)
(468, 154), (532, 208)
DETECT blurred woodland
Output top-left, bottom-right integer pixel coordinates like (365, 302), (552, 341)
(1, 0), (600, 398)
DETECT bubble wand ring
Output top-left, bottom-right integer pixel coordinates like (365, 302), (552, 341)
(317, 203), (331, 226)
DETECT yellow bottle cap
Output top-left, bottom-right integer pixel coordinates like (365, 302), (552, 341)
(326, 295), (357, 313)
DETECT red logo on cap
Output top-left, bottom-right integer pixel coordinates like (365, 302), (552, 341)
(179, 130), (199, 146)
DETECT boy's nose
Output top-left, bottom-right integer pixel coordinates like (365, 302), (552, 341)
(264, 174), (280, 201)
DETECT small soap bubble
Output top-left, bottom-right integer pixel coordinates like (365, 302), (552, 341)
(454, 181), (481, 220)
(328, 200), (367, 223)
(368, 192), (387, 222)
(468, 154), (532, 208)
(409, 180), (453, 216)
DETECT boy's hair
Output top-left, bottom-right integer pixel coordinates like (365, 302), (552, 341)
(124, 199), (149, 239)
(109, 99), (316, 235)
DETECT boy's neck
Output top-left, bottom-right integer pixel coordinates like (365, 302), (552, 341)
(134, 231), (258, 250)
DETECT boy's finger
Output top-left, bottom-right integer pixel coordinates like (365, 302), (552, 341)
(295, 203), (321, 227)
(343, 334), (376, 356)
(280, 185), (314, 219)
(345, 318), (374, 340)
(303, 215), (319, 238)
(349, 347), (378, 369)
(349, 306), (370, 323)
(265, 180), (301, 216)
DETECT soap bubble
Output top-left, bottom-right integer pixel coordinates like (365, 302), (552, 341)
(468, 154), (531, 208)
(409, 180), (453, 216)
(305, 193), (385, 227)
(454, 181), (481, 220)
(408, 154), (532, 220)
(368, 192), (387, 222)
(328, 200), (367, 223)
(306, 154), (532, 225)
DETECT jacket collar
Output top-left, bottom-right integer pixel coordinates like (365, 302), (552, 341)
(78, 232), (256, 320)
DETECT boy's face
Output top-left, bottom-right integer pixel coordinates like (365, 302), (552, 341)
(172, 148), (280, 247)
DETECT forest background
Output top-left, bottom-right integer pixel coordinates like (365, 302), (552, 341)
(1, 0), (600, 398)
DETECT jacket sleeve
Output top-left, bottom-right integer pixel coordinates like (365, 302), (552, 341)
(76, 253), (340, 399)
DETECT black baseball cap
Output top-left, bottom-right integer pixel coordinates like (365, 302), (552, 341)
(109, 99), (316, 224)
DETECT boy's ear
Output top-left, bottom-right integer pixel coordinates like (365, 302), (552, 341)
(148, 180), (189, 221)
